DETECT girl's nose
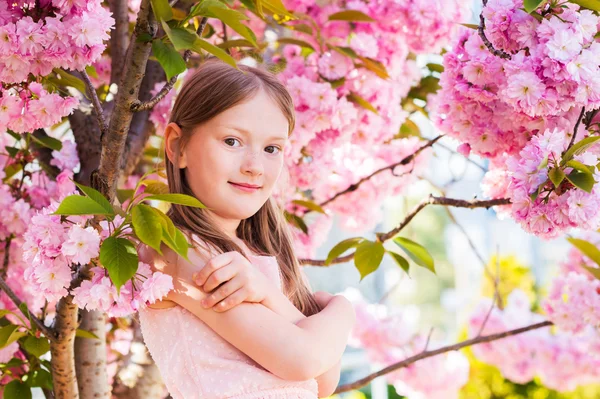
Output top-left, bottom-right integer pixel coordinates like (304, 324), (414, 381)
(241, 151), (263, 177)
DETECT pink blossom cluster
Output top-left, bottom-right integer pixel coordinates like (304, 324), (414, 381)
(343, 288), (470, 399)
(482, 127), (600, 238)
(0, 0), (114, 83)
(431, 27), (579, 159)
(72, 263), (173, 317)
(544, 233), (600, 333)
(0, 82), (79, 133)
(470, 289), (600, 391)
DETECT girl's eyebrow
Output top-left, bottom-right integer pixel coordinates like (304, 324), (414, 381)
(223, 125), (287, 142)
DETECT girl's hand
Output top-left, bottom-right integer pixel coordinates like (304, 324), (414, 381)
(192, 251), (276, 312)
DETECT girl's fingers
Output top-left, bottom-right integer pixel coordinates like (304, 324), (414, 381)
(193, 253), (234, 286)
(213, 288), (248, 312)
(203, 264), (238, 292)
(202, 276), (244, 308)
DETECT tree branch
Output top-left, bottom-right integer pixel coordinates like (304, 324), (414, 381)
(80, 69), (109, 139)
(130, 17), (208, 112)
(334, 320), (552, 393)
(478, 0), (511, 60)
(300, 195), (511, 266)
(108, 0), (130, 86)
(95, 0), (157, 199)
(568, 106), (586, 150)
(303, 136), (443, 215)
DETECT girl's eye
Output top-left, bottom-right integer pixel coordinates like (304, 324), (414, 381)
(265, 146), (281, 154)
(224, 138), (240, 147)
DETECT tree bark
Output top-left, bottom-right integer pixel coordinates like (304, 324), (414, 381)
(75, 310), (110, 399)
(95, 0), (156, 200)
(50, 296), (79, 399)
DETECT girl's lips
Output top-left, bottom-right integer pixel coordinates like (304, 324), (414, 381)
(228, 182), (262, 193)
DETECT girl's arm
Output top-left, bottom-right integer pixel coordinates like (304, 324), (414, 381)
(146, 245), (355, 382)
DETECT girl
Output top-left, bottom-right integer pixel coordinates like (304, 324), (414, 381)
(138, 59), (356, 399)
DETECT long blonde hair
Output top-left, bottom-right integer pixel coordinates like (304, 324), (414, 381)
(165, 59), (320, 316)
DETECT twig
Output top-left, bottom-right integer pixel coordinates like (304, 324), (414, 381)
(1, 236), (11, 279)
(567, 106), (586, 150)
(222, 21), (231, 55)
(477, 252), (501, 337)
(478, 0), (511, 60)
(307, 136), (443, 214)
(79, 69), (108, 138)
(0, 274), (56, 342)
(300, 195), (511, 266)
(334, 320), (552, 393)
(131, 17), (209, 112)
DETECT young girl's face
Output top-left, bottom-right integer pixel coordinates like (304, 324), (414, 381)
(170, 89), (289, 223)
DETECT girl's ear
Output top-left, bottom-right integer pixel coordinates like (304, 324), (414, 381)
(164, 122), (188, 168)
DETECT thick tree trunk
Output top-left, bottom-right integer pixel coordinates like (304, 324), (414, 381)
(50, 296), (79, 399)
(95, 0), (156, 200)
(75, 310), (110, 399)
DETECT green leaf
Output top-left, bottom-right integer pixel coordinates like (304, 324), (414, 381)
(354, 240), (385, 280)
(524, 0), (546, 12)
(427, 63), (445, 73)
(52, 68), (87, 95)
(261, 0), (295, 18)
(152, 40), (186, 81)
(277, 37), (315, 50)
(330, 45), (358, 59)
(408, 76), (441, 101)
(567, 237), (600, 267)
(394, 237), (435, 273)
(54, 195), (114, 216)
(284, 211), (308, 234)
(3, 163), (23, 182)
(387, 251), (410, 274)
(144, 193), (206, 208)
(136, 32), (154, 43)
(150, 0), (173, 21)
(291, 199), (326, 214)
(358, 56), (389, 79)
(0, 309), (12, 319)
(74, 182), (114, 216)
(347, 92), (378, 115)
(566, 159), (595, 174)
(549, 166), (566, 188)
(162, 23), (196, 51)
(561, 136), (600, 165)
(75, 328), (100, 339)
(26, 369), (53, 390)
(459, 23), (478, 29)
(155, 209), (176, 240)
(192, 38), (238, 69)
(142, 181), (170, 195)
(132, 204), (164, 253)
(22, 336), (50, 358)
(325, 237), (363, 265)
(28, 133), (62, 151)
(6, 130), (21, 141)
(116, 189), (135, 204)
(398, 119), (421, 139)
(566, 168), (595, 193)
(328, 10), (375, 22)
(5, 146), (19, 158)
(569, 0), (600, 11)
(209, 6), (258, 47)
(218, 39), (257, 50)
(3, 380), (32, 399)
(0, 324), (27, 349)
(99, 237), (139, 294)
(161, 225), (189, 261)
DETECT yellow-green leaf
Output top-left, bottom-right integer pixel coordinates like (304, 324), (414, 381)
(387, 251), (410, 274)
(144, 193), (206, 208)
(132, 204), (164, 253)
(347, 92), (378, 115)
(325, 237), (363, 265)
(569, 0), (600, 11)
(354, 240), (385, 280)
(394, 237), (435, 273)
(277, 37), (315, 50)
(292, 199), (326, 214)
(567, 237), (600, 267)
(150, 0), (173, 21)
(328, 10), (375, 22)
(192, 38), (238, 69)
